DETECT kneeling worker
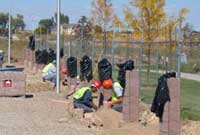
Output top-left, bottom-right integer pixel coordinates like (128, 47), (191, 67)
(42, 60), (56, 88)
(103, 79), (123, 112)
(73, 80), (101, 113)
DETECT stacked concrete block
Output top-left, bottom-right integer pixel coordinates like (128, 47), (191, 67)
(0, 72), (26, 97)
(160, 78), (180, 135)
(24, 49), (35, 71)
(67, 77), (77, 92)
(79, 80), (89, 88)
(123, 71), (139, 122)
(36, 64), (44, 74)
(102, 88), (112, 101)
(24, 49), (29, 67)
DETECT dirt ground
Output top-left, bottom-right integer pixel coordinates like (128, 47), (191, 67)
(0, 91), (96, 135)
(0, 71), (200, 135)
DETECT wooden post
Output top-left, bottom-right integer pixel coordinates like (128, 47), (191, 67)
(123, 71), (140, 122)
(160, 78), (180, 135)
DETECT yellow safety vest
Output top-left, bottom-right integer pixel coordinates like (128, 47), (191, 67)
(111, 82), (123, 101)
(42, 63), (54, 73)
(73, 87), (90, 99)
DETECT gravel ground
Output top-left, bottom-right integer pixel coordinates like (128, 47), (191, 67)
(0, 92), (96, 135)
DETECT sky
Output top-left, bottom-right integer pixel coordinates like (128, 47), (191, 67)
(0, 0), (199, 30)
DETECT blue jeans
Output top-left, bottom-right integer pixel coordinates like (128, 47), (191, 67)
(43, 74), (56, 83)
(112, 103), (123, 112)
(74, 102), (93, 113)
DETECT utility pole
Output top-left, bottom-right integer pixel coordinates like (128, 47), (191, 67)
(56, 0), (61, 94)
(8, 1), (11, 64)
(177, 27), (182, 79)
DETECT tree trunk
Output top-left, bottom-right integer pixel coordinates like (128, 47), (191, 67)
(147, 41), (151, 83)
(103, 25), (107, 58)
(169, 28), (173, 71)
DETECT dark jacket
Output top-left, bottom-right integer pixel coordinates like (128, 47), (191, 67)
(151, 72), (176, 122)
(74, 90), (93, 108)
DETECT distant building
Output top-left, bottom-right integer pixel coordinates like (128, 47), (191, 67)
(51, 23), (76, 35)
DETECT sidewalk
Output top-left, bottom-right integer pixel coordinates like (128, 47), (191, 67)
(140, 69), (200, 82)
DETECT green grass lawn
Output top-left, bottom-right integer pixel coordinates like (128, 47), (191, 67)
(141, 78), (200, 121)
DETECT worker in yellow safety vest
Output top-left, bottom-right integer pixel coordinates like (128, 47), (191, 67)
(73, 80), (101, 113)
(42, 60), (56, 87)
(103, 79), (123, 112)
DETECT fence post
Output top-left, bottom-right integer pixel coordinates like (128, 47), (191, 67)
(123, 71), (140, 122)
(160, 78), (180, 135)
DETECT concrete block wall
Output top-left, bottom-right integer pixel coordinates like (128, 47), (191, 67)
(0, 72), (26, 97)
(102, 88), (112, 101)
(67, 77), (77, 92)
(24, 49), (43, 74)
(160, 78), (180, 135)
(123, 71), (140, 122)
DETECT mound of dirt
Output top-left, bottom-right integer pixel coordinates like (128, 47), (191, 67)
(95, 108), (122, 130)
(99, 123), (158, 135)
(182, 121), (200, 135)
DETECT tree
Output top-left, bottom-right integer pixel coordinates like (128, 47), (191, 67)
(178, 8), (189, 30)
(113, 14), (123, 31)
(0, 13), (8, 35)
(124, 0), (166, 81)
(12, 14), (26, 31)
(0, 13), (25, 35)
(73, 16), (93, 56)
(91, 0), (114, 56)
(54, 13), (69, 24)
(39, 18), (54, 33)
(0, 13), (8, 29)
(34, 25), (48, 35)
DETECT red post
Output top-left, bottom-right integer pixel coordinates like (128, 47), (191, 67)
(160, 78), (180, 135)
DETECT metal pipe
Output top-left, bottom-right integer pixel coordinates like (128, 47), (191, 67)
(8, 3), (11, 64)
(177, 27), (182, 79)
(56, 0), (61, 94)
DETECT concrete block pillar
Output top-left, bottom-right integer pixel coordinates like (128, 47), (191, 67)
(123, 71), (140, 122)
(102, 88), (112, 101)
(24, 49), (29, 67)
(160, 78), (180, 135)
(67, 77), (77, 92)
(79, 79), (89, 88)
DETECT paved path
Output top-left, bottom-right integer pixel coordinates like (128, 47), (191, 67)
(180, 72), (200, 82)
(140, 70), (200, 82)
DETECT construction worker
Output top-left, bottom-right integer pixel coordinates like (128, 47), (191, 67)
(73, 80), (101, 113)
(42, 60), (56, 87)
(103, 79), (123, 112)
(0, 50), (4, 68)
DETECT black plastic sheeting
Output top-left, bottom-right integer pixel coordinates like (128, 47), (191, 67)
(151, 72), (176, 122)
(117, 60), (134, 71)
(35, 49), (49, 64)
(47, 48), (56, 64)
(28, 36), (35, 51)
(35, 48), (64, 64)
(98, 58), (112, 83)
(80, 55), (93, 82)
(117, 60), (134, 93)
(67, 56), (77, 78)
